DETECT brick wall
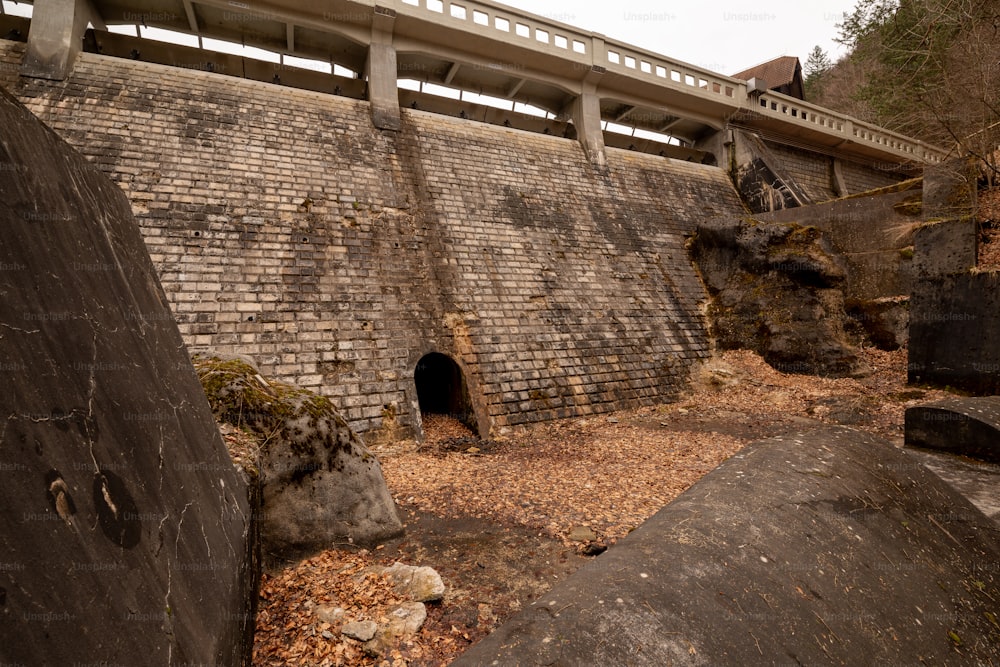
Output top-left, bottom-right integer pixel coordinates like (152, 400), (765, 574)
(766, 140), (904, 202)
(765, 142), (836, 202)
(0, 40), (22, 89)
(840, 159), (906, 196)
(2, 42), (745, 437)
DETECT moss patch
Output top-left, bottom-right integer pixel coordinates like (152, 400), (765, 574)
(194, 355), (356, 461)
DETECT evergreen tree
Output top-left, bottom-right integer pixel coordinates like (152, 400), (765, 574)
(803, 46), (832, 101)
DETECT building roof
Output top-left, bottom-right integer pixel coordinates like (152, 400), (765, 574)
(731, 56), (801, 90)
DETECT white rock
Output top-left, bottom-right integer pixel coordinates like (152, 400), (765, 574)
(383, 562), (446, 602)
(386, 601), (427, 636)
(342, 620), (378, 642)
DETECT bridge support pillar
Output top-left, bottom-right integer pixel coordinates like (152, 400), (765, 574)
(368, 7), (401, 131)
(571, 66), (607, 168)
(21, 0), (103, 80)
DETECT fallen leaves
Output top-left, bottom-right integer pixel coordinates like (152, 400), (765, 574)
(251, 346), (949, 666)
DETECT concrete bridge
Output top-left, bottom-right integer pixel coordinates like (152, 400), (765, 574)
(0, 1), (952, 439)
(10, 0), (947, 167)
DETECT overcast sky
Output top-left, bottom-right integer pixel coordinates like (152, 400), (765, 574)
(497, 0), (859, 75)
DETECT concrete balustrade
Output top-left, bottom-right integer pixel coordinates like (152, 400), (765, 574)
(19, 0), (949, 166)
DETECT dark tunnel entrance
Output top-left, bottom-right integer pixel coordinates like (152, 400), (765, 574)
(414, 353), (477, 433)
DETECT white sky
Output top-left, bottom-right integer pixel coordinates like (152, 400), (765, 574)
(497, 0), (858, 75)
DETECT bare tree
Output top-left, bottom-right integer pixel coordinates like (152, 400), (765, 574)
(818, 0), (1000, 179)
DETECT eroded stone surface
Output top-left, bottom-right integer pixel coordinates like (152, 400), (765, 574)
(456, 427), (1000, 666)
(691, 218), (864, 377)
(0, 88), (256, 666)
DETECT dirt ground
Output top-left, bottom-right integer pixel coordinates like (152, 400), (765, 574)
(249, 347), (957, 666)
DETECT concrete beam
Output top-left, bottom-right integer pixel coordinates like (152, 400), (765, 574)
(367, 6), (400, 131)
(614, 105), (635, 123)
(286, 23), (295, 53)
(659, 117), (683, 132)
(443, 62), (461, 85)
(21, 0), (103, 80)
(182, 0), (199, 33)
(506, 78), (525, 98)
(571, 66), (607, 167)
(832, 158), (848, 197)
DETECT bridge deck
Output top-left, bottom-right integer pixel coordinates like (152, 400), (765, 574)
(14, 0), (949, 164)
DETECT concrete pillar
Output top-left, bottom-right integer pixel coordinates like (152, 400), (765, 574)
(21, 0), (102, 80)
(367, 6), (400, 131)
(572, 66), (606, 167)
(832, 158), (849, 197)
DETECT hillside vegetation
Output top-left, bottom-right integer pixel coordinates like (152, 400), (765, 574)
(806, 0), (1000, 180)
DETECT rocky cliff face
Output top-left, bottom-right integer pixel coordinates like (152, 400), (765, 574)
(691, 217), (866, 378)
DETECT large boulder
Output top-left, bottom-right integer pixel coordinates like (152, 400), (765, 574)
(195, 356), (403, 561)
(457, 426), (1000, 665)
(0, 88), (256, 664)
(691, 217), (864, 377)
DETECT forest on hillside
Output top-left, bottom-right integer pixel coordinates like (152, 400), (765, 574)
(804, 0), (1000, 179)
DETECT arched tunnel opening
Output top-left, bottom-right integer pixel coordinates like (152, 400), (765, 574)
(414, 352), (477, 434)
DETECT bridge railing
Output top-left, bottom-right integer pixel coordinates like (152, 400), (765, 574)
(755, 90), (948, 163)
(394, 0), (595, 63)
(599, 36), (745, 104)
(385, 0), (949, 162)
(391, 0), (744, 105)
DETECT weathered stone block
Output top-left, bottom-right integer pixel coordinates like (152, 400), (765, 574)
(909, 271), (1000, 393)
(913, 218), (977, 278)
(0, 87), (256, 666)
(905, 397), (1000, 463)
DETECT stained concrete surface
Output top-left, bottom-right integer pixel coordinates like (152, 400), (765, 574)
(456, 426), (1000, 666)
(905, 397), (1000, 464)
(0, 88), (256, 664)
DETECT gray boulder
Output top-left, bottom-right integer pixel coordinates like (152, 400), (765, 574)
(195, 356), (403, 561)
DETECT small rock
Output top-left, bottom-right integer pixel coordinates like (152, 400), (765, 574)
(321, 630), (335, 640)
(314, 605), (345, 624)
(342, 620), (378, 642)
(568, 526), (598, 542)
(387, 601), (427, 635)
(363, 602), (428, 657)
(607, 418), (619, 424)
(383, 562), (446, 602)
